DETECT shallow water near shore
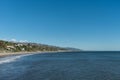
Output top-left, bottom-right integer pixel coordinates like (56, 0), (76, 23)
(0, 52), (120, 80)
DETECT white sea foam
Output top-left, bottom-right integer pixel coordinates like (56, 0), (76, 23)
(0, 54), (34, 65)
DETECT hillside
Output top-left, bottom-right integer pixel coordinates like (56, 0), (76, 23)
(0, 40), (66, 53)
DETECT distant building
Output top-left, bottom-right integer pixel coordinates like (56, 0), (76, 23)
(21, 48), (25, 51)
(15, 44), (23, 47)
(6, 46), (15, 50)
(7, 46), (15, 49)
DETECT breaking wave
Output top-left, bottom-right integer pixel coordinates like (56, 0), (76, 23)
(0, 54), (34, 65)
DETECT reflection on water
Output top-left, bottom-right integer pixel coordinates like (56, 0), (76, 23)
(0, 52), (120, 80)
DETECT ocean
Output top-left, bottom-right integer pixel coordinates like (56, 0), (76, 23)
(0, 51), (120, 80)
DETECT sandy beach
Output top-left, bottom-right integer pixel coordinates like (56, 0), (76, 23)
(0, 52), (40, 57)
(0, 51), (67, 57)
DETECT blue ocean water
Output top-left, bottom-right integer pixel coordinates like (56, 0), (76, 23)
(0, 52), (120, 80)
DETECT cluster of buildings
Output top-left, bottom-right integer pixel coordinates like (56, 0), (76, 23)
(6, 43), (25, 51)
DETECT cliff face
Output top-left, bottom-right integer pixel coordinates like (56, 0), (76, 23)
(0, 40), (66, 53)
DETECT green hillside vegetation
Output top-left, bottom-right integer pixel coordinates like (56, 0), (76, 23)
(0, 40), (66, 53)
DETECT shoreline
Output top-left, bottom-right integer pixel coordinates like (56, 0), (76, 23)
(0, 51), (69, 58)
(0, 52), (38, 57)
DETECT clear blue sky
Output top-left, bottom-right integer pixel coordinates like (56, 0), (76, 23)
(0, 0), (120, 50)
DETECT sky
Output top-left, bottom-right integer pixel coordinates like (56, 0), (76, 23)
(0, 0), (120, 51)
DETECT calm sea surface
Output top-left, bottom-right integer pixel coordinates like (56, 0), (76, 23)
(0, 52), (120, 80)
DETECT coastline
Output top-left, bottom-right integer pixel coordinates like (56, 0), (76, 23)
(0, 52), (37, 57)
(0, 51), (68, 58)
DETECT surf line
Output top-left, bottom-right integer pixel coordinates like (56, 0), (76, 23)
(0, 54), (34, 64)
